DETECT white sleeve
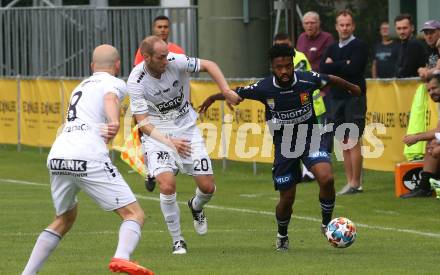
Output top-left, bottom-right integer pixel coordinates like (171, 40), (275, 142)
(104, 77), (127, 101)
(170, 53), (200, 73)
(127, 78), (149, 115)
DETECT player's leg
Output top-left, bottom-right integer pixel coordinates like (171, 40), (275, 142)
(310, 162), (336, 233)
(185, 127), (215, 235)
(110, 202), (153, 275)
(272, 158), (300, 251)
(190, 174), (215, 235)
(78, 160), (152, 273)
(113, 202), (145, 260)
(22, 172), (79, 275)
(275, 185), (296, 251)
(156, 171), (187, 254)
(138, 124), (156, 192)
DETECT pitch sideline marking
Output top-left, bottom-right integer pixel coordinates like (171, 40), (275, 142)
(2, 178), (440, 238)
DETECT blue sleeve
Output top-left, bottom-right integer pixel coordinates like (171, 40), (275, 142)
(235, 80), (264, 100)
(300, 71), (329, 91)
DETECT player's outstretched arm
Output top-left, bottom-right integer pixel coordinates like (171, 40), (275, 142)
(199, 59), (241, 105)
(102, 93), (121, 143)
(327, 74), (361, 96)
(198, 93), (225, 113)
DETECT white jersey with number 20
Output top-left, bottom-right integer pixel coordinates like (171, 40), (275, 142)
(127, 53), (200, 134)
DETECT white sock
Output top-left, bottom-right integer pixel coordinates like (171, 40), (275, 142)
(160, 193), (183, 243)
(113, 220), (142, 260)
(22, 229), (62, 275)
(192, 187), (215, 211)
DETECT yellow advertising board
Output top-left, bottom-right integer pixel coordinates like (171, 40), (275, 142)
(190, 80), (228, 160)
(363, 79), (438, 171)
(0, 79), (19, 144)
(20, 80), (63, 147)
(191, 80), (274, 163)
(1, 77), (437, 172)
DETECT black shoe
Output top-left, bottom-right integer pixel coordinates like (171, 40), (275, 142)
(188, 197), (208, 235)
(400, 187), (432, 199)
(275, 235), (289, 251)
(144, 175), (156, 192)
(172, 240), (187, 254)
(301, 174), (315, 183)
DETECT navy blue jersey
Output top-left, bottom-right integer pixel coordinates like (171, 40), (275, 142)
(236, 71), (328, 126)
(236, 71), (330, 187)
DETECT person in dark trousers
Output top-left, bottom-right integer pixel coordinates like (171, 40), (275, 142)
(319, 9), (368, 196)
(394, 13), (428, 78)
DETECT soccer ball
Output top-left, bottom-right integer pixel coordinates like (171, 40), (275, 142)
(325, 217), (357, 248)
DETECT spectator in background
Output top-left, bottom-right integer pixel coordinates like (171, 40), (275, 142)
(417, 20), (440, 81)
(297, 11), (335, 72)
(320, 10), (368, 195)
(297, 11), (335, 155)
(133, 15), (185, 66)
(371, 22), (399, 78)
(394, 14), (428, 78)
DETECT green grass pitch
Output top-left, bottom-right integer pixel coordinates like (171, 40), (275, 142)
(1, 145), (439, 274)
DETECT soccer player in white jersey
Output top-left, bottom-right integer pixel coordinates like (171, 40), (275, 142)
(127, 36), (238, 254)
(21, 45), (154, 275)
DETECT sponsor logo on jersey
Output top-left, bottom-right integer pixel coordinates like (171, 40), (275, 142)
(153, 88), (170, 96)
(64, 123), (89, 133)
(49, 159), (88, 177)
(300, 92), (309, 105)
(275, 173), (292, 185)
(270, 103), (313, 124)
(156, 93), (184, 113)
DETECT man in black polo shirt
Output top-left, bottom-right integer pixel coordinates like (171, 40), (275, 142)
(394, 13), (428, 78)
(320, 9), (368, 195)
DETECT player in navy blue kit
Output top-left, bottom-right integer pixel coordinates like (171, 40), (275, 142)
(199, 44), (361, 251)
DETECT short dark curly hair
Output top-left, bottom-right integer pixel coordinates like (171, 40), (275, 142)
(268, 44), (295, 61)
(426, 73), (440, 83)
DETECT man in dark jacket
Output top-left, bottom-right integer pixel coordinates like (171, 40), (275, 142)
(320, 10), (368, 195)
(394, 13), (428, 78)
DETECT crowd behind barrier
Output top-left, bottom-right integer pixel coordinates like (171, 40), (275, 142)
(0, 77), (437, 172)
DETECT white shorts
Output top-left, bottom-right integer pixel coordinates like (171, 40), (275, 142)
(142, 125), (213, 177)
(48, 159), (137, 216)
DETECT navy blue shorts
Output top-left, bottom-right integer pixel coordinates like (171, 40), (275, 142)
(272, 149), (331, 191)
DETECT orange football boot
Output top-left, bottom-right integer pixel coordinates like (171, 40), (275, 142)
(108, 258), (154, 275)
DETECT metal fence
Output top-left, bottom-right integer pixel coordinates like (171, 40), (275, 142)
(0, 6), (197, 78)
